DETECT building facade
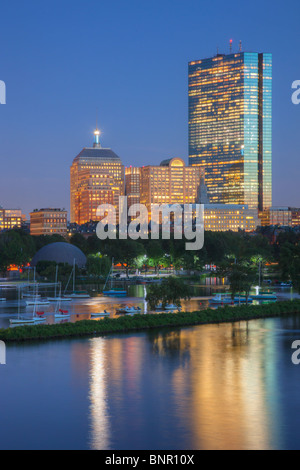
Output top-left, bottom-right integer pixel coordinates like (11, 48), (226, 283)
(204, 204), (260, 232)
(139, 158), (204, 213)
(30, 208), (68, 236)
(260, 207), (300, 227)
(0, 209), (22, 231)
(189, 51), (272, 211)
(125, 166), (141, 208)
(70, 129), (124, 225)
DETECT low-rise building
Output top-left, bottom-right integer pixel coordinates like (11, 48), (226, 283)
(260, 207), (300, 227)
(0, 208), (22, 231)
(204, 204), (260, 232)
(30, 208), (68, 237)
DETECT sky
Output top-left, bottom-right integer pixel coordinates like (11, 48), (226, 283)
(0, 0), (299, 217)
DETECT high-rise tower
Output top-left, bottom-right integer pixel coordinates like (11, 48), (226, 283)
(188, 50), (272, 211)
(70, 128), (124, 224)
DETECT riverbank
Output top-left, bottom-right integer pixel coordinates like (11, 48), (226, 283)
(1, 300), (300, 343)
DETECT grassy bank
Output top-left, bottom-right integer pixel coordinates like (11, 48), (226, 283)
(1, 300), (300, 343)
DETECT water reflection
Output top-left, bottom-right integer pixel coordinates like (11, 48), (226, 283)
(2, 315), (300, 449)
(87, 321), (284, 450)
(88, 338), (110, 450)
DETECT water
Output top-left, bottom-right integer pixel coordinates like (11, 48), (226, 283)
(1, 315), (300, 449)
(0, 281), (296, 329)
(0, 284), (213, 329)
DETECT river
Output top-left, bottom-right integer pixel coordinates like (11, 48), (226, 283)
(0, 314), (300, 449)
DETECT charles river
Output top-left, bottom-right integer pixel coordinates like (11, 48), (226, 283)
(0, 282), (300, 450)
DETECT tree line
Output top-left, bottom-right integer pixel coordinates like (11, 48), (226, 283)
(0, 229), (299, 291)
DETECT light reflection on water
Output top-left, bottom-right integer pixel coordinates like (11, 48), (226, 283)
(86, 322), (283, 450)
(1, 315), (300, 449)
(0, 282), (295, 329)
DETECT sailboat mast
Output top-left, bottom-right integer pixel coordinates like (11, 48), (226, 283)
(73, 259), (76, 293)
(111, 258), (114, 289)
(55, 265), (58, 298)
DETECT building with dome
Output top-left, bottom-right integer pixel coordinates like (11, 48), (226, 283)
(70, 128), (124, 225)
(139, 158), (204, 212)
(31, 242), (87, 268)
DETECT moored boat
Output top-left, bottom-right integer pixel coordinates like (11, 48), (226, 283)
(209, 293), (233, 305)
(116, 305), (141, 314)
(54, 309), (71, 319)
(91, 310), (110, 317)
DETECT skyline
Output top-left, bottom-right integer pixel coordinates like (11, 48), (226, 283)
(0, 0), (299, 216)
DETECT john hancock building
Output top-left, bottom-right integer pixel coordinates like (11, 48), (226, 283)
(188, 48), (272, 212)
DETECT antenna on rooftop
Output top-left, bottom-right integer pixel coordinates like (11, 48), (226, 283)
(239, 40), (242, 52)
(229, 39), (233, 53)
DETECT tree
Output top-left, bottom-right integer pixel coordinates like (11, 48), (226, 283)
(217, 259), (257, 304)
(70, 233), (88, 254)
(111, 240), (146, 277)
(146, 240), (164, 275)
(278, 242), (300, 292)
(0, 230), (33, 271)
(86, 254), (111, 278)
(146, 277), (191, 310)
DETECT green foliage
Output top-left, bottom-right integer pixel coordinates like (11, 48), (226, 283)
(103, 239), (146, 276)
(86, 253), (111, 277)
(146, 276), (192, 309)
(217, 258), (258, 302)
(35, 261), (73, 281)
(70, 233), (88, 254)
(0, 229), (35, 271)
(145, 240), (165, 273)
(278, 242), (300, 293)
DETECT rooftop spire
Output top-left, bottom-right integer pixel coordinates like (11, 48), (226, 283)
(93, 115), (101, 149)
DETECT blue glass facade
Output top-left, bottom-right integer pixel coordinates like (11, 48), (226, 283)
(188, 52), (272, 211)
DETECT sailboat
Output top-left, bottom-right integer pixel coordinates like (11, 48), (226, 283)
(47, 266), (72, 302)
(102, 258), (127, 297)
(64, 259), (90, 299)
(10, 285), (47, 325)
(54, 284), (71, 319)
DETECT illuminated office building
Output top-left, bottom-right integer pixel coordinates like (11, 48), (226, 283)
(125, 167), (141, 207)
(139, 158), (203, 213)
(204, 204), (259, 232)
(30, 208), (67, 236)
(260, 207), (300, 227)
(0, 208), (22, 231)
(70, 129), (124, 225)
(189, 50), (272, 211)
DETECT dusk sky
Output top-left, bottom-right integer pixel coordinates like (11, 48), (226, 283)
(0, 0), (299, 216)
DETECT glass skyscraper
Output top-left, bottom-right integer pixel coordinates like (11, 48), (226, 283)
(188, 51), (272, 211)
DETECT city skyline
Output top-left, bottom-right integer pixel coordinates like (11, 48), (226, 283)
(0, 0), (299, 216)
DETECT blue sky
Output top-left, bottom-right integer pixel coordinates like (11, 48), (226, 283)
(0, 0), (299, 216)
